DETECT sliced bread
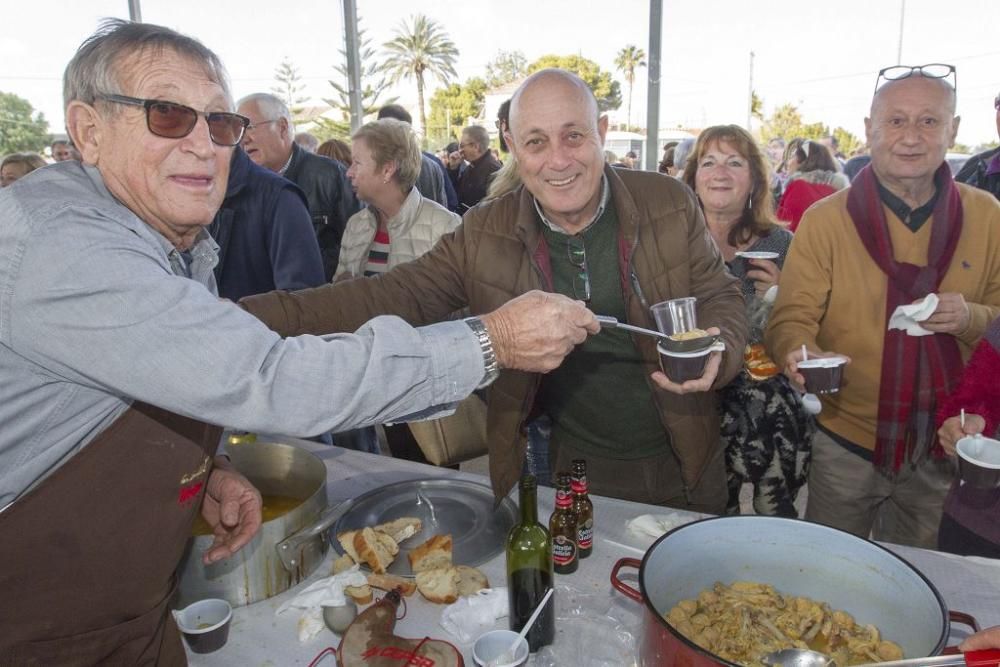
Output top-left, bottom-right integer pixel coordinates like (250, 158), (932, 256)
(345, 583), (372, 605)
(374, 517), (422, 544)
(367, 572), (417, 597)
(407, 534), (453, 573)
(337, 530), (361, 562)
(415, 566), (460, 604)
(354, 527), (396, 574)
(331, 553), (355, 575)
(455, 565), (489, 597)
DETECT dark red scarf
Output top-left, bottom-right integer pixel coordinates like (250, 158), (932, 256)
(846, 163), (965, 477)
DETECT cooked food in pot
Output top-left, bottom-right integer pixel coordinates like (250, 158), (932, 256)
(665, 581), (904, 666)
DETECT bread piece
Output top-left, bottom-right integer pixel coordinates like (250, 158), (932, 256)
(455, 565), (489, 597)
(354, 527), (396, 574)
(367, 572), (417, 597)
(345, 583), (372, 605)
(415, 567), (459, 604)
(337, 530), (361, 562)
(373, 517), (422, 544)
(332, 553), (355, 575)
(377, 531), (399, 556)
(407, 534), (453, 573)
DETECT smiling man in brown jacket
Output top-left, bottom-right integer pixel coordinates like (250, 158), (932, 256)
(243, 70), (747, 511)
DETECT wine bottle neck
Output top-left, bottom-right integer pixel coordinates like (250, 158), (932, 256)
(519, 485), (538, 524)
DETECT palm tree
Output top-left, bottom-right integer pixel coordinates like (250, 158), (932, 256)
(383, 15), (459, 139)
(614, 45), (647, 129)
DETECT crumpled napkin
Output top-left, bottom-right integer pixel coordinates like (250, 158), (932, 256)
(439, 587), (508, 642)
(888, 293), (939, 336)
(626, 513), (689, 541)
(275, 567), (368, 642)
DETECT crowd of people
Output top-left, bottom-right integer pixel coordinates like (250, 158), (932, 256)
(1, 18), (1000, 661)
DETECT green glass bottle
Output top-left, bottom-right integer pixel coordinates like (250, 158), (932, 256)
(505, 475), (555, 652)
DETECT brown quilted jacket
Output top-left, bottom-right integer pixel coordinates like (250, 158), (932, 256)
(241, 165), (748, 502)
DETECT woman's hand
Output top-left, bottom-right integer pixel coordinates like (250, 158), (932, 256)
(746, 259), (781, 297)
(938, 413), (985, 456)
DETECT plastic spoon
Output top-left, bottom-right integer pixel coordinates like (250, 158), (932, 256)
(595, 315), (673, 342)
(487, 587), (554, 667)
(800, 345), (823, 415)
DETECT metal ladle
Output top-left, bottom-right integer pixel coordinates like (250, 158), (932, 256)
(762, 648), (1000, 667)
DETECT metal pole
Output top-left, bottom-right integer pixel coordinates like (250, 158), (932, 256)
(896, 0), (906, 64)
(342, 0), (363, 132)
(747, 51), (755, 132)
(644, 0), (662, 172)
(127, 0), (142, 22)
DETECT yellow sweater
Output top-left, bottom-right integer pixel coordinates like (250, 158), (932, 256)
(765, 184), (1000, 451)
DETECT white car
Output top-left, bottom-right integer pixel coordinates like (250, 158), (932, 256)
(946, 152), (972, 176)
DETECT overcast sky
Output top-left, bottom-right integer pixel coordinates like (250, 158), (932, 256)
(2, 0), (998, 149)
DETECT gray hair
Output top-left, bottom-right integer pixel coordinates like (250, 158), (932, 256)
(63, 19), (231, 110)
(462, 125), (490, 152)
(673, 138), (696, 173)
(237, 92), (295, 135)
(352, 118), (422, 192)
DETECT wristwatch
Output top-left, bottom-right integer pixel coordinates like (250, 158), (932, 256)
(464, 317), (500, 387)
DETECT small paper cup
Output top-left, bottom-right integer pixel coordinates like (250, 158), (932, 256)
(797, 356), (848, 394)
(956, 435), (1000, 490)
(658, 343), (713, 384)
(173, 598), (232, 654)
(473, 629), (529, 667)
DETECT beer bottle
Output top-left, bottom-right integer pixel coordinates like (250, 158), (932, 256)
(505, 475), (555, 651)
(549, 472), (578, 574)
(571, 459), (594, 558)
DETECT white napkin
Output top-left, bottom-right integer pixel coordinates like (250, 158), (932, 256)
(626, 513), (688, 540)
(275, 567), (368, 642)
(888, 293), (939, 336)
(439, 587), (508, 642)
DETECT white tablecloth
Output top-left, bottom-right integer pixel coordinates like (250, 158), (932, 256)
(187, 436), (1000, 666)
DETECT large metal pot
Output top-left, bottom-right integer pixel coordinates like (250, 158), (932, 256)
(611, 516), (978, 667)
(176, 441), (328, 607)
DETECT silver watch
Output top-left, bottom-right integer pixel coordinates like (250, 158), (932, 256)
(464, 317), (500, 387)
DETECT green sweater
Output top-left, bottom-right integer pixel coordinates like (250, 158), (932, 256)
(538, 204), (669, 460)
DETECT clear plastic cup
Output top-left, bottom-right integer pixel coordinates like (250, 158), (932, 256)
(651, 298), (697, 336)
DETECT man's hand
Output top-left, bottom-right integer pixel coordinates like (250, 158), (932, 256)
(920, 292), (970, 334)
(200, 458), (263, 565)
(938, 413), (985, 456)
(651, 327), (723, 394)
(481, 291), (599, 373)
(782, 346), (851, 392)
(960, 624), (1000, 651)
(746, 259), (781, 297)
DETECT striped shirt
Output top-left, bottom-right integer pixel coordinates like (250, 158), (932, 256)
(364, 228), (391, 276)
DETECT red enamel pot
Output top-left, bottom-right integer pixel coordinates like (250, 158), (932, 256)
(611, 516), (979, 667)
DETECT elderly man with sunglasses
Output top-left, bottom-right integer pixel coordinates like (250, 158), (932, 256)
(954, 91), (1000, 201)
(767, 64), (1000, 549)
(0, 22), (597, 665)
(243, 69), (748, 510)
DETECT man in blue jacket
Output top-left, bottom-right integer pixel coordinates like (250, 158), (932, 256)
(209, 147), (325, 301)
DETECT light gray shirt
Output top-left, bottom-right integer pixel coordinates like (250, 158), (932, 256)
(0, 162), (485, 507)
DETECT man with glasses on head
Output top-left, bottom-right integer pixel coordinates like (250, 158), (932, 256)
(767, 64), (1000, 549)
(954, 91), (1000, 201)
(0, 22), (597, 664)
(237, 92), (360, 280)
(242, 69), (747, 510)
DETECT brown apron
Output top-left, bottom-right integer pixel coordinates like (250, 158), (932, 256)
(0, 402), (222, 666)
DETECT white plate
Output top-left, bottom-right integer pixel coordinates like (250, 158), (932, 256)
(735, 251), (779, 260)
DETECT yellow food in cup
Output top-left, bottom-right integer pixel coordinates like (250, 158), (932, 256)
(669, 328), (709, 341)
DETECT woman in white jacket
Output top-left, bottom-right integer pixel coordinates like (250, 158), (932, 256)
(337, 118), (460, 280)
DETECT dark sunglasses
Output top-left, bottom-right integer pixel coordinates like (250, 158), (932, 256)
(98, 93), (250, 146)
(566, 235), (591, 303)
(874, 63), (956, 96)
